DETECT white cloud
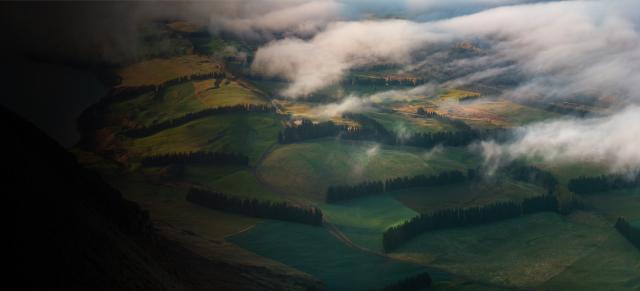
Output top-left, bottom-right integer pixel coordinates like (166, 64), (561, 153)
(209, 0), (344, 38)
(251, 20), (448, 97)
(251, 0), (640, 102)
(310, 96), (371, 119)
(477, 105), (640, 173)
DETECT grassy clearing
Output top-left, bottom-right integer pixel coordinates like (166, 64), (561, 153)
(439, 89), (480, 101)
(115, 55), (222, 88)
(392, 179), (547, 214)
(321, 195), (418, 251)
(126, 112), (280, 163)
(272, 99), (358, 127)
(539, 225), (640, 290)
(364, 111), (457, 134)
(392, 97), (557, 129)
(193, 79), (266, 106)
(141, 164), (285, 202)
(390, 211), (632, 289)
(458, 100), (559, 127)
(535, 161), (608, 186)
(582, 188), (640, 221)
(179, 164), (245, 183)
(109, 79), (266, 127)
(106, 172), (260, 240)
(257, 139), (481, 201)
(228, 220), (428, 291)
(205, 170), (284, 201)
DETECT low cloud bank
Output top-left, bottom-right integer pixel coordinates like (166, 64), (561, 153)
(252, 20), (447, 98)
(477, 106), (640, 174)
(306, 84), (437, 120)
(252, 0), (640, 101)
(310, 96), (371, 120)
(209, 0), (344, 39)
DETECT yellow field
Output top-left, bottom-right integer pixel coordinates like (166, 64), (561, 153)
(116, 55), (223, 88)
(438, 88), (481, 100)
(193, 79), (267, 107)
(396, 98), (559, 129)
(273, 99), (359, 127)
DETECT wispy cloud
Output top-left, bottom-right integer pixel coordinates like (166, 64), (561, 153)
(476, 105), (640, 174)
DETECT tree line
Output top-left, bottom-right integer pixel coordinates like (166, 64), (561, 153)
(277, 119), (347, 144)
(125, 104), (275, 137)
(186, 188), (323, 226)
(341, 113), (396, 144)
(103, 71), (226, 105)
(326, 170), (471, 203)
(507, 164), (558, 193)
(342, 75), (427, 87)
(78, 71), (228, 137)
(415, 107), (472, 131)
(614, 217), (640, 250)
(568, 173), (640, 195)
(342, 113), (502, 148)
(382, 194), (559, 252)
(276, 114), (502, 150)
(140, 151), (248, 167)
(367, 272), (432, 291)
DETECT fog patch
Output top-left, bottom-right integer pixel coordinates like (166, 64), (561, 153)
(352, 143), (382, 177)
(310, 96), (371, 120)
(476, 106), (640, 174)
(423, 144), (445, 160)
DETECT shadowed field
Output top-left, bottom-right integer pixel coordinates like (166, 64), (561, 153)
(257, 139), (481, 201)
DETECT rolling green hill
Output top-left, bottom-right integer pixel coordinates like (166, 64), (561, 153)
(229, 220), (429, 291)
(391, 211), (640, 290)
(257, 139), (481, 201)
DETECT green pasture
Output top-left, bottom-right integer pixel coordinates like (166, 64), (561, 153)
(363, 111), (457, 135)
(392, 179), (547, 214)
(256, 139), (481, 201)
(105, 173), (259, 240)
(109, 80), (266, 127)
(320, 195), (418, 251)
(391, 211), (638, 289)
(582, 188), (640, 221)
(228, 220), (430, 291)
(126, 112), (280, 163)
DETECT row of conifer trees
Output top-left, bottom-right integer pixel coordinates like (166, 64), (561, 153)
(614, 217), (640, 250)
(125, 104), (275, 137)
(277, 115), (502, 150)
(326, 170), (470, 203)
(568, 173), (640, 195)
(186, 188), (323, 226)
(382, 194), (559, 252)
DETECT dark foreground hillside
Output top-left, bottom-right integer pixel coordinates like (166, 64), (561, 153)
(4, 106), (324, 291)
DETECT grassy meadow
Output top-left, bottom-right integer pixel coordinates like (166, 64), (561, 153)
(228, 220), (430, 291)
(108, 78), (267, 127)
(115, 55), (222, 88)
(392, 179), (547, 213)
(126, 112), (280, 163)
(364, 111), (458, 134)
(321, 195), (418, 251)
(257, 139), (481, 201)
(582, 188), (640, 221)
(106, 172), (260, 240)
(391, 211), (639, 289)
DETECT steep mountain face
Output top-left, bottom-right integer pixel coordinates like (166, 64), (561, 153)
(4, 106), (324, 291)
